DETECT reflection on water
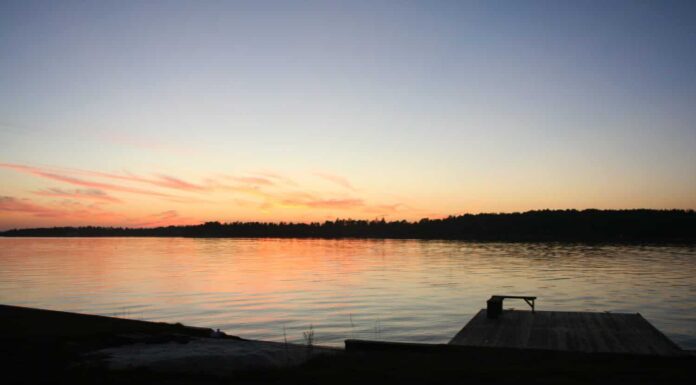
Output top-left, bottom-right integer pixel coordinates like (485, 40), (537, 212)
(0, 238), (694, 348)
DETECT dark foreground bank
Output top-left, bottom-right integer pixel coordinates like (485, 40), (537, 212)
(2, 209), (696, 243)
(1, 304), (695, 384)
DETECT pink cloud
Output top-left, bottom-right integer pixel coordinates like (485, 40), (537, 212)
(0, 196), (52, 214)
(0, 163), (176, 198)
(153, 174), (207, 191)
(0, 196), (126, 221)
(33, 188), (122, 203)
(313, 172), (356, 191)
(37, 171), (173, 197)
(1, 162), (417, 226)
(130, 210), (197, 228)
(70, 169), (208, 192)
(0, 196), (199, 228)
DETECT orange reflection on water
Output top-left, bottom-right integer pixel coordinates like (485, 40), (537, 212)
(1, 238), (694, 348)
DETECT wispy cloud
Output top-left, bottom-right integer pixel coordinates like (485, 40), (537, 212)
(0, 196), (54, 215)
(281, 197), (364, 210)
(0, 163), (174, 198)
(211, 183), (273, 198)
(33, 188), (122, 203)
(313, 172), (356, 191)
(69, 169), (208, 192)
(215, 182), (374, 212)
(153, 174), (207, 191)
(363, 203), (404, 214)
(0, 195), (201, 227)
(72, 167), (280, 193)
(0, 196), (125, 221)
(306, 198), (364, 209)
(253, 171), (297, 186)
(131, 210), (197, 228)
(227, 176), (274, 186)
(1, 162), (414, 226)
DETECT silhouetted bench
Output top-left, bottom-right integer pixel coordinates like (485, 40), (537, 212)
(487, 295), (536, 319)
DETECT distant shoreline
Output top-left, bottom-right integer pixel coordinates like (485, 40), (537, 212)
(2, 209), (695, 243)
(1, 235), (695, 245)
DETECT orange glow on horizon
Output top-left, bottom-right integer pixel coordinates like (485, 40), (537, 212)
(1, 160), (695, 230)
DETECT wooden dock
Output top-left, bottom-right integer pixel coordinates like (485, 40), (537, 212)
(449, 309), (685, 357)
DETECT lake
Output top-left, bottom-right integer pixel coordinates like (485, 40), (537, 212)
(0, 237), (694, 348)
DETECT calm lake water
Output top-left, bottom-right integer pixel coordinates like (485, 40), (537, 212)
(1, 238), (694, 348)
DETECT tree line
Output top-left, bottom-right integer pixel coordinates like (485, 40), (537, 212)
(2, 209), (695, 243)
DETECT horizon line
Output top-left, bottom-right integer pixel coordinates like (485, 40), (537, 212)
(2, 208), (694, 232)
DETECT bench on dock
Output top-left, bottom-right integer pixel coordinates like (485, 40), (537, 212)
(487, 295), (536, 319)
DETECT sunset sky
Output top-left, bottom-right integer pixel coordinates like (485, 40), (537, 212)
(1, 0), (695, 230)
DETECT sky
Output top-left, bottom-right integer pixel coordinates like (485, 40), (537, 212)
(1, 0), (695, 229)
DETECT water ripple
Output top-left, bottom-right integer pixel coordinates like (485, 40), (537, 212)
(0, 238), (694, 348)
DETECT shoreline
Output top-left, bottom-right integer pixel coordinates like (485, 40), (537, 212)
(3, 235), (696, 245)
(2, 304), (695, 384)
(3, 209), (694, 244)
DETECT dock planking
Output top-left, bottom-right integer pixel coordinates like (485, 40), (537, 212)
(449, 309), (685, 357)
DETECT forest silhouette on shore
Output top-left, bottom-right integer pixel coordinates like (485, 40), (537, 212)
(3, 209), (695, 243)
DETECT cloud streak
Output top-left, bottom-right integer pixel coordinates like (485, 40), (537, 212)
(0, 196), (124, 220)
(0, 196), (53, 215)
(130, 210), (197, 228)
(0, 196), (201, 228)
(9, 167), (174, 198)
(228, 176), (274, 186)
(0, 163), (190, 198)
(313, 172), (357, 191)
(253, 171), (297, 186)
(68, 169), (208, 192)
(153, 174), (207, 191)
(1, 162), (411, 228)
(33, 188), (122, 203)
(281, 197), (365, 210)
(363, 203), (404, 214)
